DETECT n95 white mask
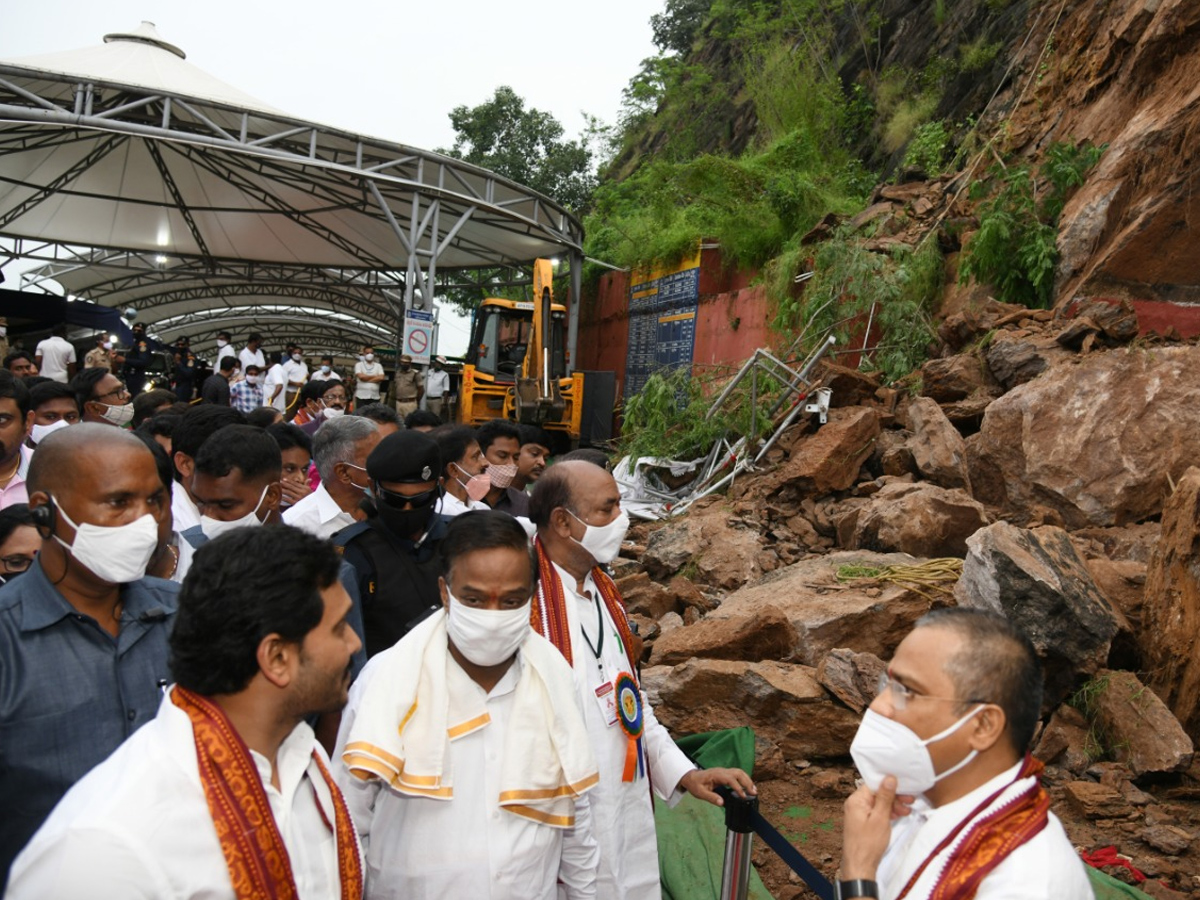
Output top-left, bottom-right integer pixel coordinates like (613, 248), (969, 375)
(30, 420), (70, 445)
(568, 508), (630, 565)
(199, 484), (270, 540)
(445, 590), (531, 667)
(52, 497), (159, 584)
(850, 706), (983, 795)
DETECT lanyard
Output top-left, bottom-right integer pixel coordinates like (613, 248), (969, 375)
(579, 593), (605, 663)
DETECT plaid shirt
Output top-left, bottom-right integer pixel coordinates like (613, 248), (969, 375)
(229, 380), (264, 413)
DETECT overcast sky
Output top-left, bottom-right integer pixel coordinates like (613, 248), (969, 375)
(2, 0), (662, 353)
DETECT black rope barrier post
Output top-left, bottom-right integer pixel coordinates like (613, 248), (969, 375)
(717, 786), (759, 900)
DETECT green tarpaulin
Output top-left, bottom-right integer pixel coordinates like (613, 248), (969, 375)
(655, 727), (776, 900)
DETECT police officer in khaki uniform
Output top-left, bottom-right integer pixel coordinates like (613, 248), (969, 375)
(392, 354), (423, 419)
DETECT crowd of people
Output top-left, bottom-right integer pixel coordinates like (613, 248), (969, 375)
(0, 326), (1093, 899)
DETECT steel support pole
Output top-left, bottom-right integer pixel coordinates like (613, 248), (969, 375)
(568, 250), (582, 372)
(718, 787), (759, 900)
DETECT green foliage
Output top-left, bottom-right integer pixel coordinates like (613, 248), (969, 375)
(618, 368), (777, 464)
(441, 86), (596, 213)
(651, 0), (715, 55)
(902, 121), (950, 175)
(960, 36), (1001, 72)
(960, 140), (1105, 308)
(771, 229), (940, 382)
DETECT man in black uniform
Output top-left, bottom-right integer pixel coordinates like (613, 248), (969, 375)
(332, 430), (450, 658)
(122, 323), (155, 397)
(172, 338), (197, 403)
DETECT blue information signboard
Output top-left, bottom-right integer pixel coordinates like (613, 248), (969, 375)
(624, 252), (701, 399)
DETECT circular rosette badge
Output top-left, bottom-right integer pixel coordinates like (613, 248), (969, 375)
(615, 672), (644, 738)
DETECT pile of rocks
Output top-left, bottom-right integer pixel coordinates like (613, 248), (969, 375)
(619, 300), (1200, 892)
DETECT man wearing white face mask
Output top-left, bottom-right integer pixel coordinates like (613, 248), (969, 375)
(335, 510), (600, 899)
(353, 345), (385, 408)
(71, 367), (135, 428)
(837, 608), (1091, 900)
(180, 425), (284, 549)
(25, 381), (79, 450)
(529, 462), (756, 899)
(229, 363), (264, 413)
(0, 424), (178, 885)
(433, 426), (492, 517)
(284, 416), (381, 539)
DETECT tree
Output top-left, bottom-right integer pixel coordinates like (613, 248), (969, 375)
(650, 0), (713, 55)
(442, 86), (596, 213)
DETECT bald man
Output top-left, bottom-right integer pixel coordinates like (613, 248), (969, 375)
(529, 462), (755, 898)
(0, 424), (179, 886)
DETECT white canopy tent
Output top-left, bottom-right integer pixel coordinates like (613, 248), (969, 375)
(0, 22), (585, 358)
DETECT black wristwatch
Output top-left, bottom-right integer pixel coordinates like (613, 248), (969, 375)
(834, 879), (879, 900)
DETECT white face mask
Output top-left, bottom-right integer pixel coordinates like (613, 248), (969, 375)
(245, 375), (260, 385)
(52, 496), (159, 584)
(321, 365), (331, 374)
(567, 508), (630, 565)
(850, 706), (984, 795)
(102, 342), (113, 351)
(199, 484), (271, 541)
(323, 405), (345, 420)
(364, 353), (375, 363)
(99, 402), (135, 427)
(487, 462), (518, 490)
(217, 339), (228, 348)
(292, 353), (303, 363)
(30, 419), (70, 444)
(445, 589), (531, 667)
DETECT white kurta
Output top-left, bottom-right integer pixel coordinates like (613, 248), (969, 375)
(336, 654), (599, 900)
(553, 563), (696, 900)
(877, 761), (1093, 900)
(436, 492), (490, 517)
(7, 693), (353, 900)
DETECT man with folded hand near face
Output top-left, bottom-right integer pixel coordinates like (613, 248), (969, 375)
(335, 510), (599, 899)
(0, 424), (178, 887)
(836, 608), (1091, 900)
(7, 526), (365, 900)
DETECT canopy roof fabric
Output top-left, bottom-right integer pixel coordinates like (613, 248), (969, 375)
(0, 23), (584, 357)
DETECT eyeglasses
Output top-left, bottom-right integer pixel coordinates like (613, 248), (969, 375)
(876, 671), (986, 711)
(376, 484), (440, 511)
(0, 553), (35, 573)
(94, 383), (130, 402)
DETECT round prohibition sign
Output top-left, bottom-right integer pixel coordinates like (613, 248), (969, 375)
(407, 328), (430, 355)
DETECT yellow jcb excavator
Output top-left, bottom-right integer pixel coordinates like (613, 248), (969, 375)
(456, 259), (583, 443)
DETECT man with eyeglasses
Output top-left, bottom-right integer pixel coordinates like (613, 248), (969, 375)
(71, 367), (134, 428)
(332, 430), (452, 658)
(295, 380), (349, 437)
(837, 607), (1091, 900)
(284, 416), (380, 539)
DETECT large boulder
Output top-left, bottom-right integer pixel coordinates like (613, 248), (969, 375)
(955, 522), (1120, 704)
(715, 550), (945, 665)
(983, 330), (1069, 390)
(969, 345), (1200, 527)
(752, 406), (880, 499)
(641, 502), (764, 590)
(613, 572), (678, 620)
(919, 354), (994, 403)
(1090, 669), (1193, 776)
(905, 397), (971, 491)
(816, 649), (887, 714)
(648, 604), (798, 666)
(1142, 468), (1200, 740)
(647, 658), (861, 759)
(838, 482), (988, 557)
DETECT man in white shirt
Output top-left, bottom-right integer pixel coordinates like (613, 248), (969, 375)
(213, 330), (237, 371)
(837, 608), (1092, 900)
(529, 462), (756, 899)
(424, 357), (451, 422)
(7, 523), (364, 900)
(336, 510), (600, 899)
(262, 351), (289, 412)
(432, 425), (491, 517)
(33, 325), (77, 383)
(353, 345), (385, 408)
(282, 346), (310, 417)
(237, 332), (266, 376)
(284, 416), (381, 539)
(310, 356), (343, 384)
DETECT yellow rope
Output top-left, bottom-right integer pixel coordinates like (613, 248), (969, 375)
(836, 558), (964, 602)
